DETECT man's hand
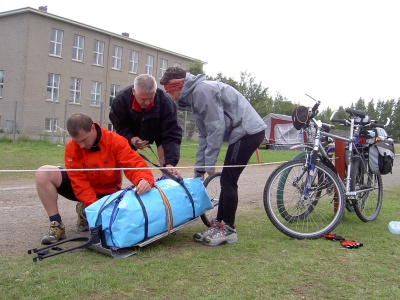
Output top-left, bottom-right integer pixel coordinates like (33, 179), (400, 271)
(131, 137), (149, 150)
(165, 164), (181, 178)
(136, 179), (152, 195)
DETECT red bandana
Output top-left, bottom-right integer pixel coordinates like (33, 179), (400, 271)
(163, 78), (185, 94)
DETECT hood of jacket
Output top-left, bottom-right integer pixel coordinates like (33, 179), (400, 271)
(177, 73), (206, 110)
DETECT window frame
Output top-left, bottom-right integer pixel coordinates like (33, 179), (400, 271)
(72, 34), (85, 62)
(45, 117), (58, 132)
(93, 40), (105, 66)
(0, 70), (3, 98)
(69, 77), (82, 104)
(112, 45), (123, 70)
(47, 73), (60, 102)
(49, 28), (63, 57)
(129, 50), (139, 74)
(90, 81), (102, 107)
(160, 58), (168, 78)
(145, 54), (154, 75)
(109, 84), (120, 107)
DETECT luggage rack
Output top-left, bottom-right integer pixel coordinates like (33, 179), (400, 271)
(28, 217), (201, 262)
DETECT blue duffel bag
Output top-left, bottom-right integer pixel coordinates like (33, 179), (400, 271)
(85, 177), (213, 249)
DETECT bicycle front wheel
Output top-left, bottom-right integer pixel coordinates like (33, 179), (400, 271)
(264, 159), (345, 239)
(350, 157), (383, 222)
(200, 172), (221, 227)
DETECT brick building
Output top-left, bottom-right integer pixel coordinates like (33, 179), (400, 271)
(0, 6), (202, 141)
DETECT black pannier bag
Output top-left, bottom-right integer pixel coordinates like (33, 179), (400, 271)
(369, 141), (395, 175)
(292, 105), (310, 130)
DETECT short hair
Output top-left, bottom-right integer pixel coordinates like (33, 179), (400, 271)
(66, 113), (93, 137)
(134, 74), (157, 93)
(160, 67), (186, 85)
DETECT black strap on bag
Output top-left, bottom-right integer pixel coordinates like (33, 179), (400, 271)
(133, 192), (149, 242)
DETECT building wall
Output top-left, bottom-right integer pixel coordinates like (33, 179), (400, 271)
(0, 7), (199, 140)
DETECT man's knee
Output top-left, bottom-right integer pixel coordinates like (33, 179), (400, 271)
(36, 165), (61, 185)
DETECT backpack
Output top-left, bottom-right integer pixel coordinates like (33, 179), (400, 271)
(369, 141), (395, 175)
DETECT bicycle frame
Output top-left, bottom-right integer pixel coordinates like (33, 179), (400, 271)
(305, 115), (379, 201)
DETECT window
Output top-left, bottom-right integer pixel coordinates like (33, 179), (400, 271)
(45, 118), (58, 132)
(160, 59), (168, 78)
(49, 28), (63, 57)
(109, 84), (120, 107)
(47, 73), (60, 102)
(90, 81), (102, 106)
(112, 45), (122, 70)
(129, 50), (139, 74)
(70, 77), (82, 104)
(0, 70), (3, 98)
(72, 34), (85, 61)
(174, 62), (181, 67)
(93, 40), (104, 66)
(145, 55), (154, 75)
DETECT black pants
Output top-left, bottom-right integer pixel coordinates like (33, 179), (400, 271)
(56, 168), (106, 202)
(216, 130), (265, 227)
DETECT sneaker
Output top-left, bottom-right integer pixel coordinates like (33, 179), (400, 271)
(193, 219), (222, 243)
(41, 221), (66, 245)
(202, 223), (238, 246)
(76, 202), (89, 232)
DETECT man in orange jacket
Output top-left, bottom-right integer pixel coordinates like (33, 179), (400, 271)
(35, 113), (154, 245)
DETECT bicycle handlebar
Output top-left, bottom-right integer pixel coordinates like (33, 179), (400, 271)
(330, 118), (348, 125)
(345, 108), (367, 118)
(366, 122), (385, 129)
(311, 100), (320, 117)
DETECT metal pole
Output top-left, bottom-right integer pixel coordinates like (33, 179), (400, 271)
(13, 100), (17, 141)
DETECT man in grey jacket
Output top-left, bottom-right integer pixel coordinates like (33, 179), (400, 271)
(161, 67), (267, 246)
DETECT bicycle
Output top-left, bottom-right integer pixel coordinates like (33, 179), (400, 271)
(201, 172), (222, 226)
(263, 95), (388, 239)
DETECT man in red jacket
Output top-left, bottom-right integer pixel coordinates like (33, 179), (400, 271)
(35, 113), (154, 245)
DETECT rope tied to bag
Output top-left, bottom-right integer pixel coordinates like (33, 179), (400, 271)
(154, 185), (174, 234)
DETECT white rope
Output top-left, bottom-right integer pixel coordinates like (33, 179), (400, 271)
(0, 161), (287, 173)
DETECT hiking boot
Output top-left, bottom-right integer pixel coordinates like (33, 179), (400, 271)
(193, 219), (222, 243)
(76, 202), (89, 232)
(202, 223), (238, 246)
(41, 221), (66, 245)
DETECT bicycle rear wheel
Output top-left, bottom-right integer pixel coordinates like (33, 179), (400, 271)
(264, 159), (345, 239)
(350, 157), (383, 221)
(200, 172), (221, 227)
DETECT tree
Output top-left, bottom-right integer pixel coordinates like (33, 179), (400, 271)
(272, 92), (296, 116)
(389, 99), (400, 141)
(187, 60), (205, 75)
(209, 71), (273, 117)
(366, 99), (378, 121)
(355, 98), (366, 111)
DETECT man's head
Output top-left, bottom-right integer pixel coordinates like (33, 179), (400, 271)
(132, 74), (157, 109)
(66, 113), (96, 149)
(160, 67), (186, 100)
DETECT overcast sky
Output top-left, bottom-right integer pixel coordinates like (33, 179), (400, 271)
(2, 0), (400, 110)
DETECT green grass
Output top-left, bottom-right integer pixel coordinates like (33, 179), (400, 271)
(2, 189), (400, 299)
(1, 138), (400, 299)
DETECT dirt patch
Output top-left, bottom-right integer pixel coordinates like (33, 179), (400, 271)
(1, 158), (398, 256)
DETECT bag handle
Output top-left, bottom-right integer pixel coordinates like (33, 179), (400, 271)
(154, 185), (174, 234)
